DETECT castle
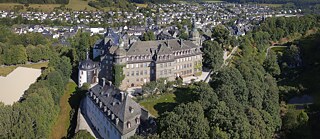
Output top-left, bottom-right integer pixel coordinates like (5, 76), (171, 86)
(78, 20), (203, 139)
(86, 26), (202, 89)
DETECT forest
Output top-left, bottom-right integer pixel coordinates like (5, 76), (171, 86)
(128, 15), (320, 139)
(0, 22), (101, 138)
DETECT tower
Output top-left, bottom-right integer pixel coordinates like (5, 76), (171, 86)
(78, 51), (100, 87)
(189, 18), (201, 46)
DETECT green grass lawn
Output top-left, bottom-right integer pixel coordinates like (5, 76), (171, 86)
(0, 61), (48, 76)
(139, 93), (176, 117)
(49, 81), (77, 139)
(139, 86), (196, 117)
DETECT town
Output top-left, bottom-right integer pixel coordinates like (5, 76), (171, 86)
(0, 0), (319, 139)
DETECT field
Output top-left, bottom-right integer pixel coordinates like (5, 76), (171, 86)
(66, 0), (96, 11)
(0, 3), (61, 12)
(0, 0), (96, 12)
(136, 3), (148, 8)
(49, 82), (77, 139)
(0, 61), (48, 77)
(258, 4), (283, 8)
(0, 67), (42, 105)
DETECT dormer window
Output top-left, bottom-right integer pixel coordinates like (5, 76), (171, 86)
(129, 107), (134, 113)
(127, 122), (131, 128)
(135, 117), (140, 124)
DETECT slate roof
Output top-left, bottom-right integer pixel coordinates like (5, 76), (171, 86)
(89, 84), (141, 134)
(126, 39), (200, 56)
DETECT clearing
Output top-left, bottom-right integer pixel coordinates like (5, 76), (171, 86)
(0, 61), (48, 76)
(0, 67), (42, 105)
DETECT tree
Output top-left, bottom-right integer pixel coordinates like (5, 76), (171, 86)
(264, 51), (281, 76)
(141, 31), (156, 41)
(142, 81), (157, 94)
(202, 40), (223, 71)
(159, 102), (209, 139)
(211, 25), (230, 45)
(72, 130), (94, 139)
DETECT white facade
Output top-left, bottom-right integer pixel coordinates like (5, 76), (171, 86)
(84, 96), (121, 139)
(78, 70), (88, 87)
(83, 96), (138, 139)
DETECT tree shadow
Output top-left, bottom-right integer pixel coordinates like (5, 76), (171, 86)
(154, 102), (177, 116)
(66, 87), (86, 138)
(173, 87), (197, 104)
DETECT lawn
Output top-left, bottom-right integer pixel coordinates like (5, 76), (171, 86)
(49, 81), (77, 139)
(139, 87), (196, 117)
(0, 61), (48, 76)
(139, 93), (176, 117)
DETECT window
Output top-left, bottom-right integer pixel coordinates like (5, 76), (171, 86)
(160, 64), (163, 68)
(136, 117), (140, 124)
(136, 78), (139, 82)
(140, 64), (143, 68)
(160, 70), (163, 75)
(140, 71), (143, 75)
(136, 71), (139, 76)
(127, 72), (129, 76)
(131, 64), (134, 69)
(131, 71), (134, 76)
(140, 78), (143, 81)
(144, 70), (147, 75)
(127, 122), (131, 128)
(164, 69), (167, 75)
(136, 64), (139, 68)
(168, 62), (171, 66)
(169, 69), (172, 74)
(151, 69), (154, 74)
(164, 63), (167, 68)
(126, 65), (129, 69)
(144, 63), (148, 67)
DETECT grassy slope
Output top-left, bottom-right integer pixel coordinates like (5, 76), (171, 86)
(66, 0), (96, 11)
(49, 81), (77, 139)
(0, 61), (48, 76)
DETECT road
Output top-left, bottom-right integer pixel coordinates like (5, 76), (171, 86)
(204, 46), (239, 83)
(266, 45), (287, 57)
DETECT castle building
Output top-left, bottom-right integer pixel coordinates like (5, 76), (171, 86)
(78, 57), (100, 87)
(82, 81), (141, 139)
(91, 26), (203, 89)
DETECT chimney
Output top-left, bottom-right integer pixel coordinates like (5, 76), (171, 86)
(100, 78), (106, 87)
(120, 92), (125, 102)
(180, 38), (183, 47)
(116, 118), (119, 125)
